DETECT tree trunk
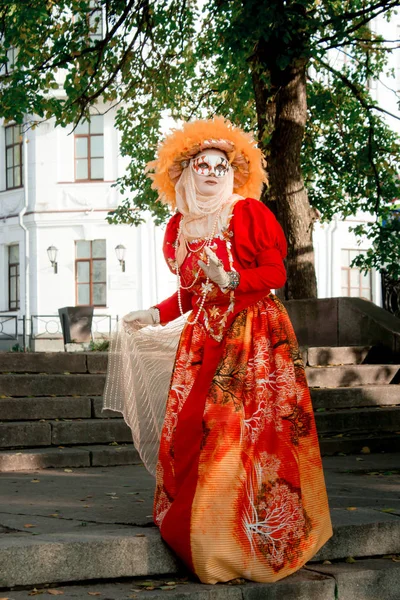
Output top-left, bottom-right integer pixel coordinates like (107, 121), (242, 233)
(252, 57), (318, 299)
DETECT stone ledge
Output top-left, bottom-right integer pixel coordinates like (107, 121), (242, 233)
(309, 558), (400, 600)
(315, 406), (400, 434)
(50, 419), (132, 445)
(92, 396), (120, 418)
(0, 526), (178, 587)
(311, 385), (400, 409)
(0, 421), (51, 449)
(0, 374), (106, 397)
(320, 433), (400, 455)
(307, 346), (371, 367)
(0, 397), (92, 421)
(0, 352), (87, 374)
(89, 444), (139, 467)
(313, 507), (400, 562)
(306, 364), (399, 388)
(0, 447), (91, 471)
(86, 353), (108, 373)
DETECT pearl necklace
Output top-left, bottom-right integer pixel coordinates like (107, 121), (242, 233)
(176, 203), (224, 324)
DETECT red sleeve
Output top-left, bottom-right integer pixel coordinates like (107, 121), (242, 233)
(155, 290), (192, 324)
(154, 212), (192, 323)
(232, 199), (287, 293)
(162, 212), (181, 274)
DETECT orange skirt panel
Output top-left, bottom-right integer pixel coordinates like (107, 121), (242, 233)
(154, 295), (332, 583)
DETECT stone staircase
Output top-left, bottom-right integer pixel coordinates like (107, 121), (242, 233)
(1, 347), (400, 599)
(0, 352), (138, 471)
(0, 347), (399, 470)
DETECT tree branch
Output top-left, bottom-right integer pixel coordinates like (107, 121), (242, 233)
(320, 0), (399, 29)
(317, 57), (400, 122)
(317, 1), (399, 46)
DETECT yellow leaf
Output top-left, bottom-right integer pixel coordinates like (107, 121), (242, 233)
(24, 524), (36, 528)
(64, 469), (73, 473)
(48, 513), (59, 518)
(322, 560), (332, 565)
(29, 589), (45, 596)
(31, 479), (40, 483)
(346, 507), (357, 511)
(361, 446), (371, 454)
(47, 590), (64, 595)
(345, 557), (356, 564)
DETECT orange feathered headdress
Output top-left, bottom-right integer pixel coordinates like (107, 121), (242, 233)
(146, 117), (268, 209)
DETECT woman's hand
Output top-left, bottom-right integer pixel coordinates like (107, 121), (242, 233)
(198, 247), (240, 291)
(123, 308), (160, 325)
(198, 247), (229, 289)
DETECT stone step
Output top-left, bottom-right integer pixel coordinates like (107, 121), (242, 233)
(0, 509), (399, 588)
(0, 418), (132, 449)
(0, 352), (108, 374)
(3, 560), (400, 600)
(0, 571), (336, 600)
(306, 364), (399, 387)
(2, 386), (399, 423)
(311, 385), (400, 409)
(0, 369), (398, 400)
(0, 396), (116, 421)
(0, 373), (106, 396)
(0, 444), (140, 471)
(0, 352), (87, 373)
(307, 346), (371, 366)
(0, 396), (93, 420)
(320, 433), (400, 455)
(1, 432), (398, 470)
(315, 406), (400, 434)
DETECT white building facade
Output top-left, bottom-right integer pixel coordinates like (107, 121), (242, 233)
(0, 106), (176, 350)
(0, 13), (398, 350)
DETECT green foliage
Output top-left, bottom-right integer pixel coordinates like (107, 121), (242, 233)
(1, 0), (399, 276)
(9, 342), (28, 352)
(88, 339), (109, 351)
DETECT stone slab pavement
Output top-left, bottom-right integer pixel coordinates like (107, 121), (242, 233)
(1, 453), (399, 535)
(0, 453), (399, 596)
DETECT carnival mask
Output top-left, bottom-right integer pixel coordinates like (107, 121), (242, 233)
(191, 152), (230, 178)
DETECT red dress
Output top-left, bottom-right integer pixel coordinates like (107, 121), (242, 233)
(153, 198), (332, 583)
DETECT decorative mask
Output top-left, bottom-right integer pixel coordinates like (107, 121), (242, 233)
(191, 152), (230, 178)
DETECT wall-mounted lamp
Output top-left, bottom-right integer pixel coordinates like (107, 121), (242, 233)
(115, 244), (126, 272)
(47, 245), (58, 274)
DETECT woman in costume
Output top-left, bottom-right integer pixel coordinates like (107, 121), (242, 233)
(104, 117), (332, 584)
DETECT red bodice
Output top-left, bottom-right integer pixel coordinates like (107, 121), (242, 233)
(156, 198), (288, 341)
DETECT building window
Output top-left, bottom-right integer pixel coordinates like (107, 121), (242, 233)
(88, 0), (103, 43)
(1, 46), (19, 75)
(74, 115), (104, 181)
(341, 249), (372, 300)
(75, 240), (107, 306)
(8, 244), (20, 310)
(5, 124), (23, 189)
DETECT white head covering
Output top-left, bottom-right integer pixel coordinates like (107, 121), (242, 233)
(175, 164), (242, 240)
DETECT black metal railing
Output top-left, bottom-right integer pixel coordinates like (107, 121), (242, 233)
(0, 313), (119, 344)
(0, 315), (19, 340)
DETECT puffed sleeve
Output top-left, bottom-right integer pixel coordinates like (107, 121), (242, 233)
(232, 199), (287, 293)
(154, 213), (192, 323)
